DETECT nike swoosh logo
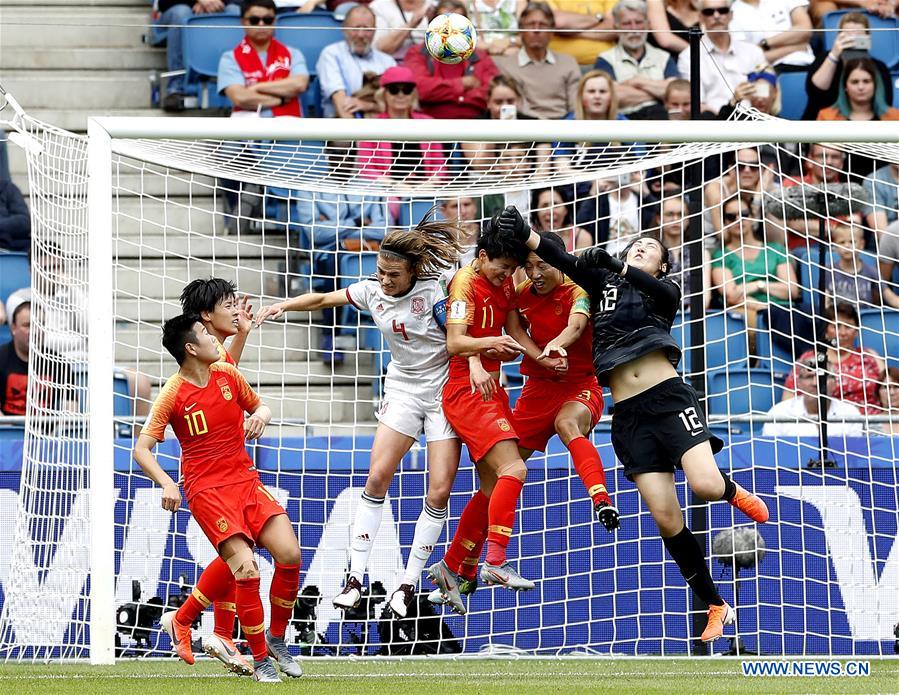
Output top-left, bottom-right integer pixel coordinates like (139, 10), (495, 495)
(222, 643), (236, 656)
(185, 402), (198, 411)
(441, 571), (455, 591)
(489, 570), (509, 583)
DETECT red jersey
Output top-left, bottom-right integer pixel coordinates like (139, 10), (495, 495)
(141, 362), (262, 501)
(446, 262), (517, 380)
(516, 278), (594, 381)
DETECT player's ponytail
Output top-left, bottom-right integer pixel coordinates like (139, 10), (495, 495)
(379, 212), (465, 278)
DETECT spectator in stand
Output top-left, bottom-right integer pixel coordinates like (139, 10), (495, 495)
(594, 0), (678, 119)
(317, 5), (397, 118)
(0, 302), (78, 417)
(440, 196), (481, 263)
(817, 56), (899, 126)
(647, 0), (700, 57)
(494, 2), (582, 119)
(469, 0), (526, 55)
(710, 194), (799, 335)
(871, 367), (899, 435)
(676, 0), (765, 114)
(531, 187), (593, 251)
(804, 13), (893, 120)
(664, 78), (692, 119)
(356, 66), (446, 180)
(403, 0), (499, 118)
(762, 356), (864, 437)
(864, 161), (899, 226)
(783, 302), (885, 415)
(0, 178), (30, 253)
(218, 0), (309, 116)
(826, 222), (890, 307)
(716, 68), (782, 118)
(654, 195), (712, 311)
(546, 0), (619, 66)
(155, 0), (242, 111)
(808, 0), (896, 26)
(371, 0), (431, 59)
(728, 0), (813, 73)
(704, 147), (771, 235)
(877, 220), (899, 300)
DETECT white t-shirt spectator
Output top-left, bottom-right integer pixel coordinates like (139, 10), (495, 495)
(370, 0), (433, 59)
(762, 396), (864, 437)
(729, 0), (813, 68)
(677, 35), (765, 113)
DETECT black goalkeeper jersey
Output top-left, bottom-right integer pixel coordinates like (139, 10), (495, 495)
(534, 238), (682, 386)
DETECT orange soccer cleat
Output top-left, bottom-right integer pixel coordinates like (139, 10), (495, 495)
(729, 483), (769, 523)
(160, 610), (195, 665)
(701, 602), (736, 642)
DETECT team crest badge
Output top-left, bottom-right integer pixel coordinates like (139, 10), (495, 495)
(411, 297), (425, 315)
(554, 303), (563, 315)
(216, 376), (233, 401)
(216, 517), (228, 532)
(497, 418), (511, 432)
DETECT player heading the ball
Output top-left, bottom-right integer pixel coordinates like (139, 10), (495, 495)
(499, 205), (769, 644)
(132, 315), (302, 682)
(256, 220), (465, 619)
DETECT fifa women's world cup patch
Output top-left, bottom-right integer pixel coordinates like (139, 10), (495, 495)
(217, 376), (233, 401)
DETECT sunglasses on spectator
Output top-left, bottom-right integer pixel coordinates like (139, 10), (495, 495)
(723, 209), (750, 223)
(246, 15), (275, 25)
(737, 160), (759, 170)
(386, 83), (415, 95)
(701, 6), (730, 15)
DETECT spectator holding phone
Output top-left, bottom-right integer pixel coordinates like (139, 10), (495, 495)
(817, 56), (899, 127)
(804, 12), (893, 120)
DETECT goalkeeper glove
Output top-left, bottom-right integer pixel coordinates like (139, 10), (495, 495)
(497, 205), (531, 242)
(580, 246), (624, 274)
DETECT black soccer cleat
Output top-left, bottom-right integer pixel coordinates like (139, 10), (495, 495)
(595, 501), (620, 532)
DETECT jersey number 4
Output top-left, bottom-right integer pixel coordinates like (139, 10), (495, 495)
(392, 319), (409, 341)
(600, 287), (618, 312)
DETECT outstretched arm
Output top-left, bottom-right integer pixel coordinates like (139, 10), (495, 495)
(619, 264), (680, 315)
(255, 289), (349, 326)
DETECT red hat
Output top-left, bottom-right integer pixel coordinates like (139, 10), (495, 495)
(380, 66), (417, 87)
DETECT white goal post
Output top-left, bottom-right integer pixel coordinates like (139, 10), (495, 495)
(2, 107), (898, 663)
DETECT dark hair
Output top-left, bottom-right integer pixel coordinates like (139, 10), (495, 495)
(619, 233), (671, 277)
(162, 314), (202, 366)
(530, 187), (573, 231)
(180, 278), (238, 316)
(344, 3), (375, 24)
(835, 56), (889, 118)
(520, 1), (555, 25)
(242, 0), (276, 16)
(823, 301), (860, 326)
(379, 216), (465, 277)
(435, 0), (468, 16)
(12, 301), (30, 326)
(488, 74), (523, 99)
(477, 213), (530, 265)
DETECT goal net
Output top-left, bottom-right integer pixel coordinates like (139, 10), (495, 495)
(0, 106), (897, 662)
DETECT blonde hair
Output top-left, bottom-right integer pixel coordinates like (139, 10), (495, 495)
(575, 70), (619, 121)
(379, 214), (466, 277)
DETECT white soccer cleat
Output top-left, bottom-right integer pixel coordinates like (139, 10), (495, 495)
(265, 630), (302, 678)
(388, 583), (416, 618)
(252, 656), (282, 683)
(332, 575), (363, 610)
(479, 561), (535, 591)
(202, 633), (252, 676)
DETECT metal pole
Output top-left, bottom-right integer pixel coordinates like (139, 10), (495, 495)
(686, 24), (709, 656)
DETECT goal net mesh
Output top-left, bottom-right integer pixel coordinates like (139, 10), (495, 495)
(1, 106), (897, 660)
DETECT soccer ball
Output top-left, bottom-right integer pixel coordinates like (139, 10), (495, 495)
(425, 13), (478, 65)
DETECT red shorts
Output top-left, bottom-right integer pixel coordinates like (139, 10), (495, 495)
(189, 477), (286, 550)
(443, 379), (518, 462)
(513, 378), (604, 452)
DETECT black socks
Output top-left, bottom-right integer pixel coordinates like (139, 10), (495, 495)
(662, 526), (724, 607)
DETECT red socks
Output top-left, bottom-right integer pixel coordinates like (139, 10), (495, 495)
(235, 576), (267, 662)
(485, 475), (524, 566)
(176, 556), (234, 630)
(444, 490), (490, 577)
(268, 563), (300, 639)
(212, 593), (236, 640)
(568, 436), (611, 506)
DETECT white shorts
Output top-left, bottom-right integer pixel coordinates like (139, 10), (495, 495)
(376, 377), (457, 442)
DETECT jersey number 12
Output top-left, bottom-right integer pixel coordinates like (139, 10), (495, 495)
(600, 287), (618, 312)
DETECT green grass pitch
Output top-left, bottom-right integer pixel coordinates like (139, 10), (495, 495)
(0, 658), (896, 694)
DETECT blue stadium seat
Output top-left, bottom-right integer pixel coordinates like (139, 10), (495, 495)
(704, 311), (749, 371)
(707, 368), (782, 425)
(300, 76), (322, 118)
(338, 251), (379, 345)
(858, 308), (899, 369)
(0, 252), (30, 305)
(755, 311), (793, 378)
(397, 199), (440, 228)
(792, 246), (837, 310)
(275, 12), (343, 76)
(822, 11), (899, 68)
(777, 72), (809, 120)
(182, 13), (243, 107)
(893, 72), (899, 107)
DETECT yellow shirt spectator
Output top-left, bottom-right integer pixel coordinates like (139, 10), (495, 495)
(548, 0), (617, 65)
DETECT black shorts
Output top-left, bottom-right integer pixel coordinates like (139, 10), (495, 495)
(611, 377), (723, 481)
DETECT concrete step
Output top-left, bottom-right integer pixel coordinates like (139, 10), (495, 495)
(115, 232), (290, 259)
(2, 70), (150, 110)
(0, 8), (149, 48)
(0, 0), (149, 7)
(114, 298), (328, 323)
(1, 47), (164, 70)
(23, 108), (179, 133)
(117, 257), (279, 298)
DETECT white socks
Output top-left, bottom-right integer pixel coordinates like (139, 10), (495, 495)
(403, 503), (447, 587)
(348, 491), (385, 582)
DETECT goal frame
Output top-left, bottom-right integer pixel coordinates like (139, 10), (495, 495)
(84, 117), (899, 664)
